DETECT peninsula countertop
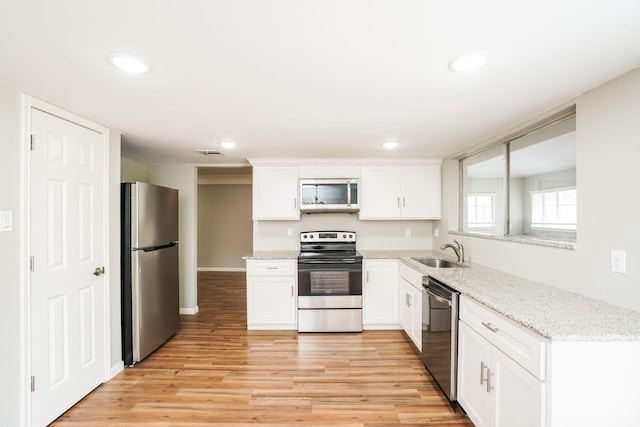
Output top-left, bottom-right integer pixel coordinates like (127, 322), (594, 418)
(360, 249), (640, 342)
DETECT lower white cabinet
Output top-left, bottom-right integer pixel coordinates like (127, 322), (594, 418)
(246, 259), (297, 330)
(457, 294), (640, 427)
(399, 264), (423, 351)
(363, 259), (399, 328)
(458, 321), (543, 427)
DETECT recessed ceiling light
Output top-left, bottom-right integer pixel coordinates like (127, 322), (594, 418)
(382, 141), (399, 149)
(219, 141), (236, 149)
(448, 51), (492, 72)
(109, 54), (150, 74)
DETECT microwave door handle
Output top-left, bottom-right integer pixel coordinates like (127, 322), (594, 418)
(347, 182), (351, 206)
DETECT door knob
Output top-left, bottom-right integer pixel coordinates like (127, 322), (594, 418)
(93, 266), (105, 276)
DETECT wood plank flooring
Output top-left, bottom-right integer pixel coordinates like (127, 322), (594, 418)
(52, 271), (472, 426)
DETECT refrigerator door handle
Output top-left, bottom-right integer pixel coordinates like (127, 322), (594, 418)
(141, 242), (178, 252)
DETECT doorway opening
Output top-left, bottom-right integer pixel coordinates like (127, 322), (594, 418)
(196, 166), (253, 272)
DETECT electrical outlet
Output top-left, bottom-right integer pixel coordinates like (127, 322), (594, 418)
(287, 228), (293, 237)
(611, 250), (626, 274)
(405, 228), (411, 237)
(433, 227), (439, 238)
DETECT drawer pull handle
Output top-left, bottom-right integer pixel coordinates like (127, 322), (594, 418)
(482, 322), (499, 333)
(267, 267), (279, 270)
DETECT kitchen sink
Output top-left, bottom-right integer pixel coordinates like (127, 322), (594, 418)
(411, 257), (466, 268)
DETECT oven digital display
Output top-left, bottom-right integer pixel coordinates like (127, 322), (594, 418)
(318, 232), (337, 238)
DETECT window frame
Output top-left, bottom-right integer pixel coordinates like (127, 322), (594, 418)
(458, 106), (576, 244)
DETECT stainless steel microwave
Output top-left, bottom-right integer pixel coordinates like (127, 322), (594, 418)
(299, 179), (359, 213)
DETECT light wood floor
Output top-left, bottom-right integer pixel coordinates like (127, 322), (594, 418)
(52, 271), (472, 426)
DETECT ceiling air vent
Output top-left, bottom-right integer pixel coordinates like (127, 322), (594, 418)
(196, 149), (224, 156)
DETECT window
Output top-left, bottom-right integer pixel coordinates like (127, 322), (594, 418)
(460, 108), (577, 244)
(467, 193), (496, 229)
(531, 188), (576, 230)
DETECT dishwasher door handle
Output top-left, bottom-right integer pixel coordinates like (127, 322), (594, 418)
(425, 288), (451, 306)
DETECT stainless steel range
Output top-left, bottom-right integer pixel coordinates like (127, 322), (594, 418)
(297, 231), (363, 332)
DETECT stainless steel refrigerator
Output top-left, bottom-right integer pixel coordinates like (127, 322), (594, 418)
(121, 182), (180, 366)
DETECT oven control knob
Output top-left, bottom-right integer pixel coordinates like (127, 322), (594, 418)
(303, 235), (307, 239)
(343, 234), (346, 238)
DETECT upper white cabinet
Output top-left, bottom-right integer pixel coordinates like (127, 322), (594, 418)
(252, 166), (300, 220)
(363, 259), (399, 328)
(360, 165), (441, 220)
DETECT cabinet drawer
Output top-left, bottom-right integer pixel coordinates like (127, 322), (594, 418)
(247, 260), (296, 276)
(399, 263), (423, 289)
(460, 296), (547, 380)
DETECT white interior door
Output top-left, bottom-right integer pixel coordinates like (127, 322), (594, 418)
(30, 109), (106, 426)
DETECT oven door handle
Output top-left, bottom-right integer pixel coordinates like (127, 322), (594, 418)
(425, 288), (452, 306)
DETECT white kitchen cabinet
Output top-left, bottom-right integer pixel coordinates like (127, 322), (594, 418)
(252, 166), (299, 220)
(398, 264), (423, 351)
(360, 165), (440, 220)
(457, 297), (545, 427)
(246, 259), (297, 329)
(363, 259), (399, 329)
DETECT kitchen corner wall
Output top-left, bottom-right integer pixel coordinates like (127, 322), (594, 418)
(121, 156), (148, 182)
(253, 215), (433, 251)
(435, 67), (640, 313)
(0, 83), (24, 427)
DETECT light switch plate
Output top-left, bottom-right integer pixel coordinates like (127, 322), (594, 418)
(404, 228), (411, 237)
(0, 211), (13, 232)
(287, 228), (293, 237)
(611, 250), (626, 274)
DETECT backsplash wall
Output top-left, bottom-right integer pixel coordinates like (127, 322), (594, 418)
(253, 214), (433, 251)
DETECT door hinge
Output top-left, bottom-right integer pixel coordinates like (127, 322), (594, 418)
(30, 135), (35, 151)
(31, 375), (35, 392)
(30, 256), (35, 272)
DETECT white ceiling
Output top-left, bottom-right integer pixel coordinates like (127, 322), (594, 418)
(1, 1), (639, 165)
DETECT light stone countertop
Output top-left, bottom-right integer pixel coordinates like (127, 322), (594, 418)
(242, 249), (640, 341)
(360, 250), (640, 342)
(243, 250), (299, 260)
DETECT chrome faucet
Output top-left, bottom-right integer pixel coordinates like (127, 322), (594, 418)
(440, 240), (465, 263)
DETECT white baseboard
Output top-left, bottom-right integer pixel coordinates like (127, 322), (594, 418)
(197, 267), (246, 272)
(108, 361), (124, 380)
(180, 306), (199, 315)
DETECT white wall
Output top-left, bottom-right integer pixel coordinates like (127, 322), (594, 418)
(108, 132), (123, 378)
(253, 215), (433, 251)
(436, 68), (640, 313)
(147, 164), (199, 314)
(0, 83), (25, 427)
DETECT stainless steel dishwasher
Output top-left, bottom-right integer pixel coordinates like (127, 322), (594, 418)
(421, 276), (460, 402)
